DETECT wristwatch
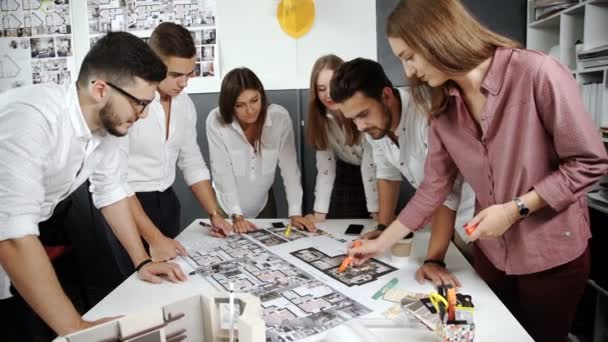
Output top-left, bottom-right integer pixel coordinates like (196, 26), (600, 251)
(513, 197), (530, 218)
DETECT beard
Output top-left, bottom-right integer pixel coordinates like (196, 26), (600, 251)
(366, 103), (393, 140)
(99, 101), (128, 137)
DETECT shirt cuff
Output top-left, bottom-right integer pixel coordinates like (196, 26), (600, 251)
(377, 168), (402, 181)
(288, 205), (302, 218)
(441, 192), (460, 211)
(183, 168), (211, 186)
(366, 201), (379, 214)
(397, 201), (432, 232)
(313, 191), (332, 214)
(0, 216), (40, 241)
(533, 174), (575, 212)
(92, 186), (129, 209)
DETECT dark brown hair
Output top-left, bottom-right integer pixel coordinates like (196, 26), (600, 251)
(306, 55), (361, 150)
(386, 0), (520, 117)
(148, 22), (196, 59)
(77, 31), (166, 87)
(218, 67), (268, 153)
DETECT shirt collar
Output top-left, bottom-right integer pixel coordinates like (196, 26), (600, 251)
(230, 107), (273, 130)
(447, 47), (514, 97)
(480, 47), (513, 96)
(67, 83), (93, 141)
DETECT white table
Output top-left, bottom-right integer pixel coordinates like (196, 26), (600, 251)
(85, 219), (532, 341)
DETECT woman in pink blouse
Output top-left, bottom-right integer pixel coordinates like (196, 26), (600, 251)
(349, 0), (608, 340)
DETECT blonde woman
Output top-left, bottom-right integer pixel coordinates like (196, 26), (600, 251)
(305, 55), (378, 222)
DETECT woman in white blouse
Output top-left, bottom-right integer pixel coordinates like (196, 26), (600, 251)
(206, 67), (316, 233)
(305, 55), (378, 222)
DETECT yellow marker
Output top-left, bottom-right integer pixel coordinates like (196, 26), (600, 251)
(284, 224), (292, 237)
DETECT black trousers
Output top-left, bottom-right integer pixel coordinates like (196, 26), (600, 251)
(0, 197), (86, 342)
(327, 159), (369, 219)
(105, 187), (182, 280)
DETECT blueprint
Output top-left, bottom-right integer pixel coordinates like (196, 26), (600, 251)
(0, 0), (74, 91)
(291, 247), (398, 287)
(185, 232), (374, 341)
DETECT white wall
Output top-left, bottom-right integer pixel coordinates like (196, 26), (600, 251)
(71, 0), (377, 93)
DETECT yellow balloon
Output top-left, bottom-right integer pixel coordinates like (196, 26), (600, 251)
(277, 0), (315, 39)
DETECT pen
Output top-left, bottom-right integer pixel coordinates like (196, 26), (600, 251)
(284, 224), (292, 237)
(188, 266), (212, 276)
(199, 220), (226, 237)
(464, 222), (478, 236)
(339, 240), (361, 273)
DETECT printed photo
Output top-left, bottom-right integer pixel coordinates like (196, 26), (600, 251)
(30, 37), (55, 58)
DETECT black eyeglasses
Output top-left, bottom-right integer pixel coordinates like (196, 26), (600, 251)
(104, 81), (153, 113)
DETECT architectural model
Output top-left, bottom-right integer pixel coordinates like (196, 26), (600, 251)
(54, 292), (265, 342)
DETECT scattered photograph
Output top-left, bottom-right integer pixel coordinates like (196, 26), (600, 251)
(202, 28), (216, 44)
(191, 30), (202, 45)
(202, 45), (214, 61)
(30, 37), (55, 58)
(31, 58), (71, 85)
(201, 61), (214, 77)
(55, 36), (72, 57)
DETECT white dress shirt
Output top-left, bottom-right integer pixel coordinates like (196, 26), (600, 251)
(206, 104), (303, 218)
(313, 113), (378, 214)
(367, 88), (475, 229)
(0, 83), (129, 298)
(120, 91), (210, 195)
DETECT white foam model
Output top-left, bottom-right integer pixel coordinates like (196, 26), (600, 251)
(53, 292), (264, 342)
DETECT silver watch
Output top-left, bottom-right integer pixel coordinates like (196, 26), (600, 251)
(513, 197), (530, 218)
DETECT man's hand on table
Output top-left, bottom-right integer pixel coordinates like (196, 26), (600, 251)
(415, 262), (461, 288)
(137, 260), (187, 283)
(149, 235), (188, 261)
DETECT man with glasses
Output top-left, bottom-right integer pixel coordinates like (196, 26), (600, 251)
(104, 22), (232, 279)
(0, 32), (187, 340)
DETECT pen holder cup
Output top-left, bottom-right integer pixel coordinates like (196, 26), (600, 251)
(436, 321), (475, 342)
(390, 236), (413, 257)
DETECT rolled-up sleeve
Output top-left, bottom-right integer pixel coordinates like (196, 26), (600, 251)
(397, 122), (458, 230)
(532, 55), (608, 211)
(442, 174), (464, 211)
(117, 135), (134, 197)
(361, 140), (379, 213)
(178, 99), (210, 186)
(313, 149), (336, 214)
(0, 108), (51, 240)
(90, 137), (130, 208)
(368, 136), (401, 181)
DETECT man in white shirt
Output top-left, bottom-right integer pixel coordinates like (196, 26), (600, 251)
(0, 32), (186, 339)
(103, 23), (232, 278)
(330, 58), (475, 287)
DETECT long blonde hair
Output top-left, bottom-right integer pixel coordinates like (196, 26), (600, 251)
(306, 55), (361, 150)
(386, 0), (520, 117)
